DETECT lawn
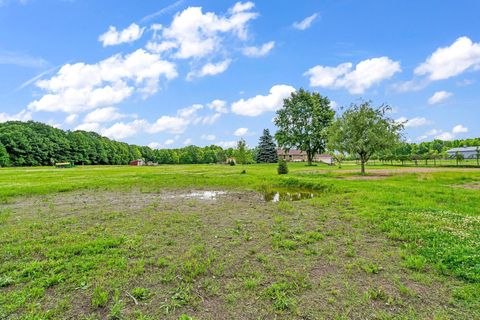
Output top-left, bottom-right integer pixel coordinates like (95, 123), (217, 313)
(0, 163), (479, 319)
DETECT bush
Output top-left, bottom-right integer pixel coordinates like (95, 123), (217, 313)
(277, 159), (289, 174)
(228, 159), (236, 166)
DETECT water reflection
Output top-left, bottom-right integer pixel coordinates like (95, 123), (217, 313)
(262, 190), (315, 202)
(177, 191), (227, 200)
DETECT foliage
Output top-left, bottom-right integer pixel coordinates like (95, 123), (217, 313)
(328, 101), (403, 174)
(0, 143), (9, 167)
(277, 159), (289, 174)
(275, 88), (335, 165)
(256, 129), (278, 163)
(0, 121), (231, 166)
(234, 138), (254, 164)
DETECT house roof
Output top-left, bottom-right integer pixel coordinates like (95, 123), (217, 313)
(446, 147), (479, 153)
(277, 149), (305, 156)
(276, 149), (332, 158)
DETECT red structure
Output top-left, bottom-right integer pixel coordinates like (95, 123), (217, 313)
(129, 159), (145, 166)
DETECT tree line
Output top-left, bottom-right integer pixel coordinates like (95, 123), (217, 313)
(1, 90), (478, 172)
(0, 121), (257, 167)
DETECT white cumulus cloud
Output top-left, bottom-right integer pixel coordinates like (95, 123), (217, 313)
(396, 116), (431, 128)
(84, 107), (127, 123)
(304, 57), (401, 94)
(0, 109), (32, 123)
(428, 91), (452, 105)
(415, 36), (480, 81)
(98, 23), (145, 47)
(148, 3), (258, 60)
(231, 84), (295, 116)
(187, 59), (231, 80)
(207, 99), (228, 113)
(452, 124), (468, 134)
(233, 127), (248, 136)
(28, 49), (177, 114)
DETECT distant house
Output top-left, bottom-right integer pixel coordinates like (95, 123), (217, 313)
(446, 147), (480, 159)
(277, 149), (333, 164)
(129, 159), (145, 166)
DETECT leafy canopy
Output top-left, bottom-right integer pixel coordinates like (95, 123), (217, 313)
(328, 101), (403, 173)
(274, 88), (335, 164)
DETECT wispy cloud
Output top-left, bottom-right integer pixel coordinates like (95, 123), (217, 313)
(15, 63), (65, 92)
(293, 13), (318, 30)
(140, 0), (186, 23)
(0, 50), (48, 68)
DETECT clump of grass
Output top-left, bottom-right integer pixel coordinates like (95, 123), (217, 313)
(360, 261), (382, 274)
(131, 287), (151, 301)
(265, 281), (297, 311)
(109, 297), (124, 320)
(91, 286), (109, 309)
(403, 255), (427, 271)
(365, 286), (388, 301)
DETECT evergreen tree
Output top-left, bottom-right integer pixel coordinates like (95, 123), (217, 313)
(256, 129), (278, 163)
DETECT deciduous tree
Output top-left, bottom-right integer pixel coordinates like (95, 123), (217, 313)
(328, 101), (403, 175)
(274, 88), (335, 165)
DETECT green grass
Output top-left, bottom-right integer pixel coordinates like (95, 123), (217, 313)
(0, 163), (479, 319)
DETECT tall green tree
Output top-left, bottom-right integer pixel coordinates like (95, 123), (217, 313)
(328, 101), (403, 175)
(256, 129), (278, 163)
(0, 142), (10, 167)
(274, 88), (335, 165)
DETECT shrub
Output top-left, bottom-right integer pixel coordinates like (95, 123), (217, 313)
(277, 159), (289, 174)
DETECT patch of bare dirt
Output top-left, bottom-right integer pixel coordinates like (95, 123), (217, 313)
(338, 174), (389, 180)
(451, 182), (480, 190)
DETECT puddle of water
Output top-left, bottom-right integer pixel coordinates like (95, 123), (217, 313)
(262, 190), (315, 202)
(176, 191), (228, 200)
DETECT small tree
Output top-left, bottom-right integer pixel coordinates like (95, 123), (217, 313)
(455, 151), (464, 166)
(328, 101), (403, 175)
(256, 129), (278, 163)
(275, 88), (335, 165)
(277, 159), (289, 174)
(235, 139), (253, 164)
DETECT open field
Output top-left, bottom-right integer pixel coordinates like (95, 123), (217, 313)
(1, 163), (479, 319)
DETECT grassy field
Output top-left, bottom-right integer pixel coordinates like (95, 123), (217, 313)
(1, 163), (479, 319)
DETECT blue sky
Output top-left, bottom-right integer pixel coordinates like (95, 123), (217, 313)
(1, 0), (479, 148)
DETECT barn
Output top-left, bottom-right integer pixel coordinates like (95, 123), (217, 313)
(129, 159), (145, 166)
(446, 147), (480, 159)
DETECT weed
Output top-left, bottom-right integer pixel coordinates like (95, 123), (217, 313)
(91, 286), (109, 309)
(131, 287), (151, 301)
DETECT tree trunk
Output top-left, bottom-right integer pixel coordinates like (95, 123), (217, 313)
(307, 151), (313, 166)
(360, 159), (366, 175)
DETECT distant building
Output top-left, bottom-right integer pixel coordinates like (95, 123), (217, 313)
(277, 149), (333, 165)
(129, 159), (145, 166)
(446, 147), (480, 159)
